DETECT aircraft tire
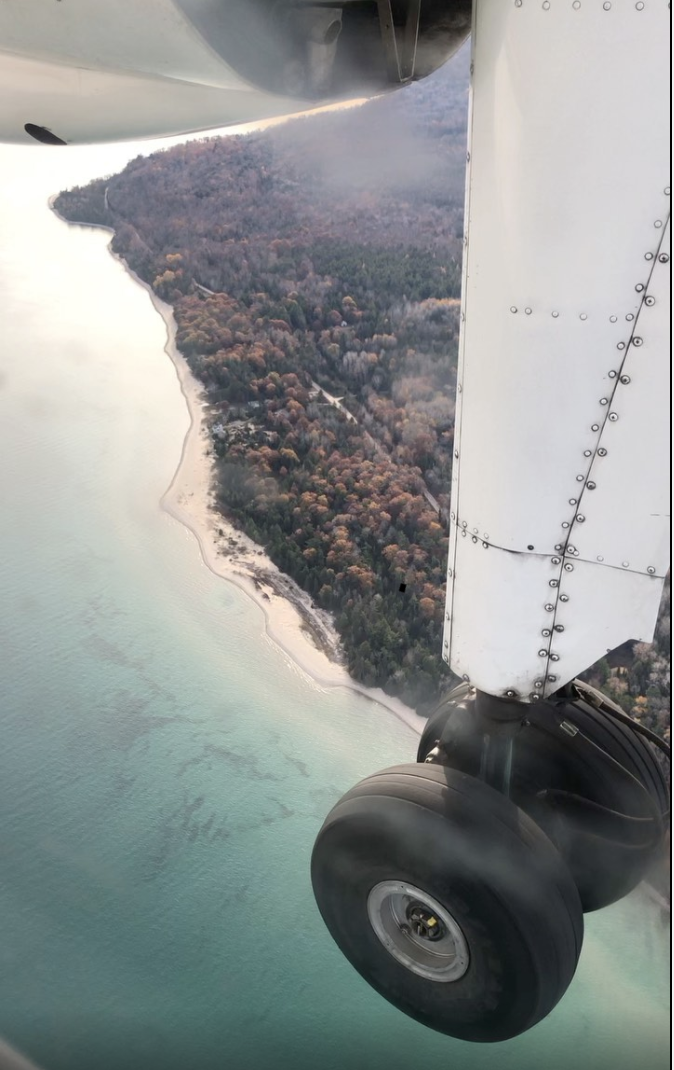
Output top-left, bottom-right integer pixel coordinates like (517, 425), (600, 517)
(311, 763), (583, 1043)
(416, 682), (669, 912)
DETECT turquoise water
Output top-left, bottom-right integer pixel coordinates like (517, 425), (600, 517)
(0, 143), (669, 1070)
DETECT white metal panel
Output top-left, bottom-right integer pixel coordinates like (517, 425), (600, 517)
(0, 0), (246, 89)
(0, 52), (301, 145)
(543, 559), (666, 672)
(0, 0), (308, 144)
(446, 535), (566, 698)
(444, 0), (670, 700)
(571, 220), (671, 576)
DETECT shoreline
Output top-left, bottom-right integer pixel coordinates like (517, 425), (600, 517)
(49, 195), (426, 736)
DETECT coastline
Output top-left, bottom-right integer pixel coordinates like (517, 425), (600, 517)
(49, 195), (426, 736)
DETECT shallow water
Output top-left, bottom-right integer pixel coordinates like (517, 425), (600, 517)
(0, 142), (669, 1070)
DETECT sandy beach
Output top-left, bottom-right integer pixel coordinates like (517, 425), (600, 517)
(49, 196), (426, 736)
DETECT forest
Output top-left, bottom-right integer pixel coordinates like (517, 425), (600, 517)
(54, 50), (671, 735)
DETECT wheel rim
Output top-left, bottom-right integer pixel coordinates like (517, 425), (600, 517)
(366, 881), (470, 982)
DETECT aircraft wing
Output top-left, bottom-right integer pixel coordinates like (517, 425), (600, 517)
(0, 0), (470, 144)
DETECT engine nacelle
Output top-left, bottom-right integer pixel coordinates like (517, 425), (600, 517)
(173, 0), (471, 100)
(0, 0), (470, 145)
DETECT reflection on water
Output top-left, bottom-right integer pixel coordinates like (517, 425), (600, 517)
(0, 143), (669, 1070)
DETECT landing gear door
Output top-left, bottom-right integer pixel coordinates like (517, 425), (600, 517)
(444, 0), (670, 701)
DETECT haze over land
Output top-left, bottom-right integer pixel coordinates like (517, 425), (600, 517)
(55, 53), (671, 735)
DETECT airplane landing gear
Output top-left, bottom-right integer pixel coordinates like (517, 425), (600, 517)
(311, 763), (583, 1042)
(311, 681), (668, 1041)
(418, 680), (670, 911)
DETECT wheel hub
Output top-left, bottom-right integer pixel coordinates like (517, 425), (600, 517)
(406, 903), (445, 941)
(367, 881), (470, 982)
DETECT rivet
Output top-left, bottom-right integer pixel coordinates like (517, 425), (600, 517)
(550, 654), (560, 662)
(575, 515), (585, 523)
(617, 342), (626, 350)
(561, 522), (570, 529)
(568, 545), (577, 554)
(659, 253), (669, 263)
(560, 594), (569, 602)
(462, 674), (470, 682)
(445, 612), (451, 621)
(635, 1), (644, 9)
(462, 520), (467, 528)
(461, 530), (466, 537)
(549, 579), (559, 588)
(472, 528), (478, 534)
(591, 424), (600, 432)
(645, 252), (654, 261)
(515, 0), (523, 6)
(635, 284), (645, 292)
(472, 536), (478, 543)
(573, 1), (581, 7)
(603, 0), (611, 6)
(482, 542), (489, 548)
(622, 562), (630, 568)
(597, 448), (607, 457)
(609, 314), (618, 322)
(542, 629), (552, 637)
(609, 412), (618, 421)
(547, 676), (557, 685)
(633, 337), (643, 346)
(510, 306), (518, 313)
(447, 568), (453, 578)
(554, 625), (564, 633)
(444, 640), (449, 648)
(450, 512), (456, 520)
(597, 555), (604, 562)
(455, 450), (459, 458)
(484, 533), (490, 540)
(654, 219), (662, 228)
(564, 564), (574, 572)
(457, 384), (462, 393)
(443, 652), (449, 661)
(576, 475), (585, 482)
(554, 544), (563, 551)
(583, 449), (592, 457)
(551, 557), (561, 565)
(532, 693), (541, 702)
(586, 481), (596, 490)
(647, 566), (656, 574)
(525, 307), (532, 315)
(505, 689), (518, 699)
(608, 371), (617, 379)
(542, 1), (550, 8)
(620, 375), (631, 384)
(539, 649), (548, 657)
(579, 312), (587, 320)
(534, 680), (544, 688)
(569, 498), (578, 505)
(645, 296), (655, 306)
(625, 314), (635, 322)
(545, 603), (555, 612)
(666, 187), (671, 196)
(599, 398), (608, 405)
(552, 310), (559, 318)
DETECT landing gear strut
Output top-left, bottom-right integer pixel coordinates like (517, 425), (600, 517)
(311, 682), (669, 1041)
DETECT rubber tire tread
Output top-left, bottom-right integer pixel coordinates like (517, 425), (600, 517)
(312, 763), (583, 1043)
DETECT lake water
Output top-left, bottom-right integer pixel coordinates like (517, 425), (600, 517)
(0, 140), (669, 1070)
